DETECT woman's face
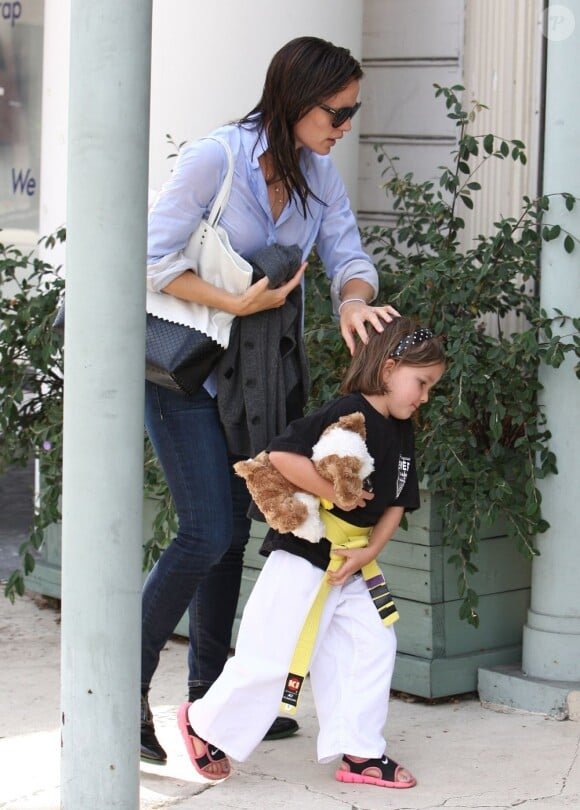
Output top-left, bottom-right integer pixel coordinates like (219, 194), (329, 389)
(293, 79), (360, 154)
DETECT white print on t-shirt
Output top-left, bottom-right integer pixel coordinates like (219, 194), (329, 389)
(396, 455), (411, 499)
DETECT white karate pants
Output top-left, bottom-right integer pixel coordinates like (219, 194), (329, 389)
(188, 549), (397, 763)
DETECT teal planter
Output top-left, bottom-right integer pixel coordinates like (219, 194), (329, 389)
(24, 496), (162, 600)
(26, 487), (531, 699)
(233, 488), (532, 699)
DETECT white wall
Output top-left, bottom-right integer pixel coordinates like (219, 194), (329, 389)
(462, 0), (544, 241)
(359, 0), (464, 227)
(38, 0), (70, 267)
(148, 0), (363, 200)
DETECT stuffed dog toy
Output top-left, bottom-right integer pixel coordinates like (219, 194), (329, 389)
(233, 411), (374, 543)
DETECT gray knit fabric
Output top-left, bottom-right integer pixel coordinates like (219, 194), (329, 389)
(216, 243), (309, 457)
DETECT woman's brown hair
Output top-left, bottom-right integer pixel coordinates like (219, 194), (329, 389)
(341, 316), (446, 395)
(238, 36), (363, 216)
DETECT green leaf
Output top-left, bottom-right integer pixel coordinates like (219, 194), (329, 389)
(483, 134), (494, 154)
(539, 195), (550, 211)
(564, 235), (575, 254)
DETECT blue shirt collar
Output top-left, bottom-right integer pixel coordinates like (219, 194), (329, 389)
(239, 119), (313, 178)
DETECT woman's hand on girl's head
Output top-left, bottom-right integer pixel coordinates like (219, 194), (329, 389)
(235, 262), (307, 317)
(339, 300), (400, 355)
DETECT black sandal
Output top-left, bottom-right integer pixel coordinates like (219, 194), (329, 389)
(335, 754), (416, 788)
(177, 703), (230, 781)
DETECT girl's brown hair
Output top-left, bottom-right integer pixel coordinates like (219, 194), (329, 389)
(238, 36), (363, 216)
(341, 316), (446, 395)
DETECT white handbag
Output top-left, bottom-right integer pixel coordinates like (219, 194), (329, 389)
(145, 137), (253, 394)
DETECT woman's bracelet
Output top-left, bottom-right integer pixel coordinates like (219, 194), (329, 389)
(338, 297), (368, 315)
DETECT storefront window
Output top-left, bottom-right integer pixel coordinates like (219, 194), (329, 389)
(0, 1), (44, 232)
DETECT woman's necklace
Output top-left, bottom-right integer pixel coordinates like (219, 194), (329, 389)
(266, 171), (286, 206)
(269, 179), (285, 206)
(266, 176), (287, 221)
(260, 153), (287, 219)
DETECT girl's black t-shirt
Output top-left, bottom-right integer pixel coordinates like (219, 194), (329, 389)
(259, 392), (420, 570)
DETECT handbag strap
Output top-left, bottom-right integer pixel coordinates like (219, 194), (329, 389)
(204, 136), (235, 228)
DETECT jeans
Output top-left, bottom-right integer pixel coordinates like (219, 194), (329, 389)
(142, 381), (251, 691)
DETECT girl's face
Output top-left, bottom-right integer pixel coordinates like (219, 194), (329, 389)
(381, 360), (446, 420)
(293, 79), (360, 154)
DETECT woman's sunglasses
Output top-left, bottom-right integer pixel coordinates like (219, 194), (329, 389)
(318, 101), (362, 128)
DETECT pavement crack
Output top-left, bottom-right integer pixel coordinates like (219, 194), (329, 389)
(559, 731), (580, 794)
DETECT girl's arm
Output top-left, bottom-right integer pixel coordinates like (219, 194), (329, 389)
(268, 451), (339, 505)
(268, 450), (372, 509)
(327, 505), (404, 586)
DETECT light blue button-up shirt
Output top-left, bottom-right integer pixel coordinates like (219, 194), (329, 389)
(147, 121), (378, 315)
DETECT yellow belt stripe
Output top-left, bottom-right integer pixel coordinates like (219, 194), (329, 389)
(280, 509), (398, 714)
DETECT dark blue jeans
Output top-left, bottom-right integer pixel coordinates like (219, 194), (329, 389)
(142, 382), (251, 692)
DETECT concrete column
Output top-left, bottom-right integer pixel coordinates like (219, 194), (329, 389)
(479, 0), (580, 717)
(60, 2), (152, 808)
(522, 0), (580, 683)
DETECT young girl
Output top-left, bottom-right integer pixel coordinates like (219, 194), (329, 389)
(178, 316), (446, 788)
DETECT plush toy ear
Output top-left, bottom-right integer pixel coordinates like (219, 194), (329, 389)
(264, 495), (310, 534)
(233, 459), (252, 479)
(335, 411), (367, 440)
(315, 455), (363, 510)
(233, 452), (270, 481)
(234, 453), (311, 535)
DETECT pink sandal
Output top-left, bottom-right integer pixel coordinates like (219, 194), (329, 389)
(336, 754), (417, 788)
(177, 703), (230, 781)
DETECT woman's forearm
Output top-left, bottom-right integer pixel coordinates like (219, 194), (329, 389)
(161, 263), (307, 318)
(161, 270), (242, 314)
(339, 279), (375, 306)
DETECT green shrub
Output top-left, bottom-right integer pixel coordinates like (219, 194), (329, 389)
(306, 86), (580, 625)
(0, 229), (174, 598)
(363, 85), (579, 624)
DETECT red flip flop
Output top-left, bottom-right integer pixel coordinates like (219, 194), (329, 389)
(177, 703), (231, 781)
(336, 754), (417, 788)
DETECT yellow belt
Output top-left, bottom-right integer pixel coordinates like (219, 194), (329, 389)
(280, 509), (399, 714)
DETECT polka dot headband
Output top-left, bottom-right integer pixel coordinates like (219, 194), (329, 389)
(390, 327), (434, 358)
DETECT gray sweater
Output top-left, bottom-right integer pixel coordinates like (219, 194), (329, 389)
(216, 243), (310, 457)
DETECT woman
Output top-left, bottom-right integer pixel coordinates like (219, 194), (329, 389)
(141, 35), (399, 764)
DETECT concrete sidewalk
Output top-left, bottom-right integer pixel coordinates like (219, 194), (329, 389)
(1, 592), (580, 810)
